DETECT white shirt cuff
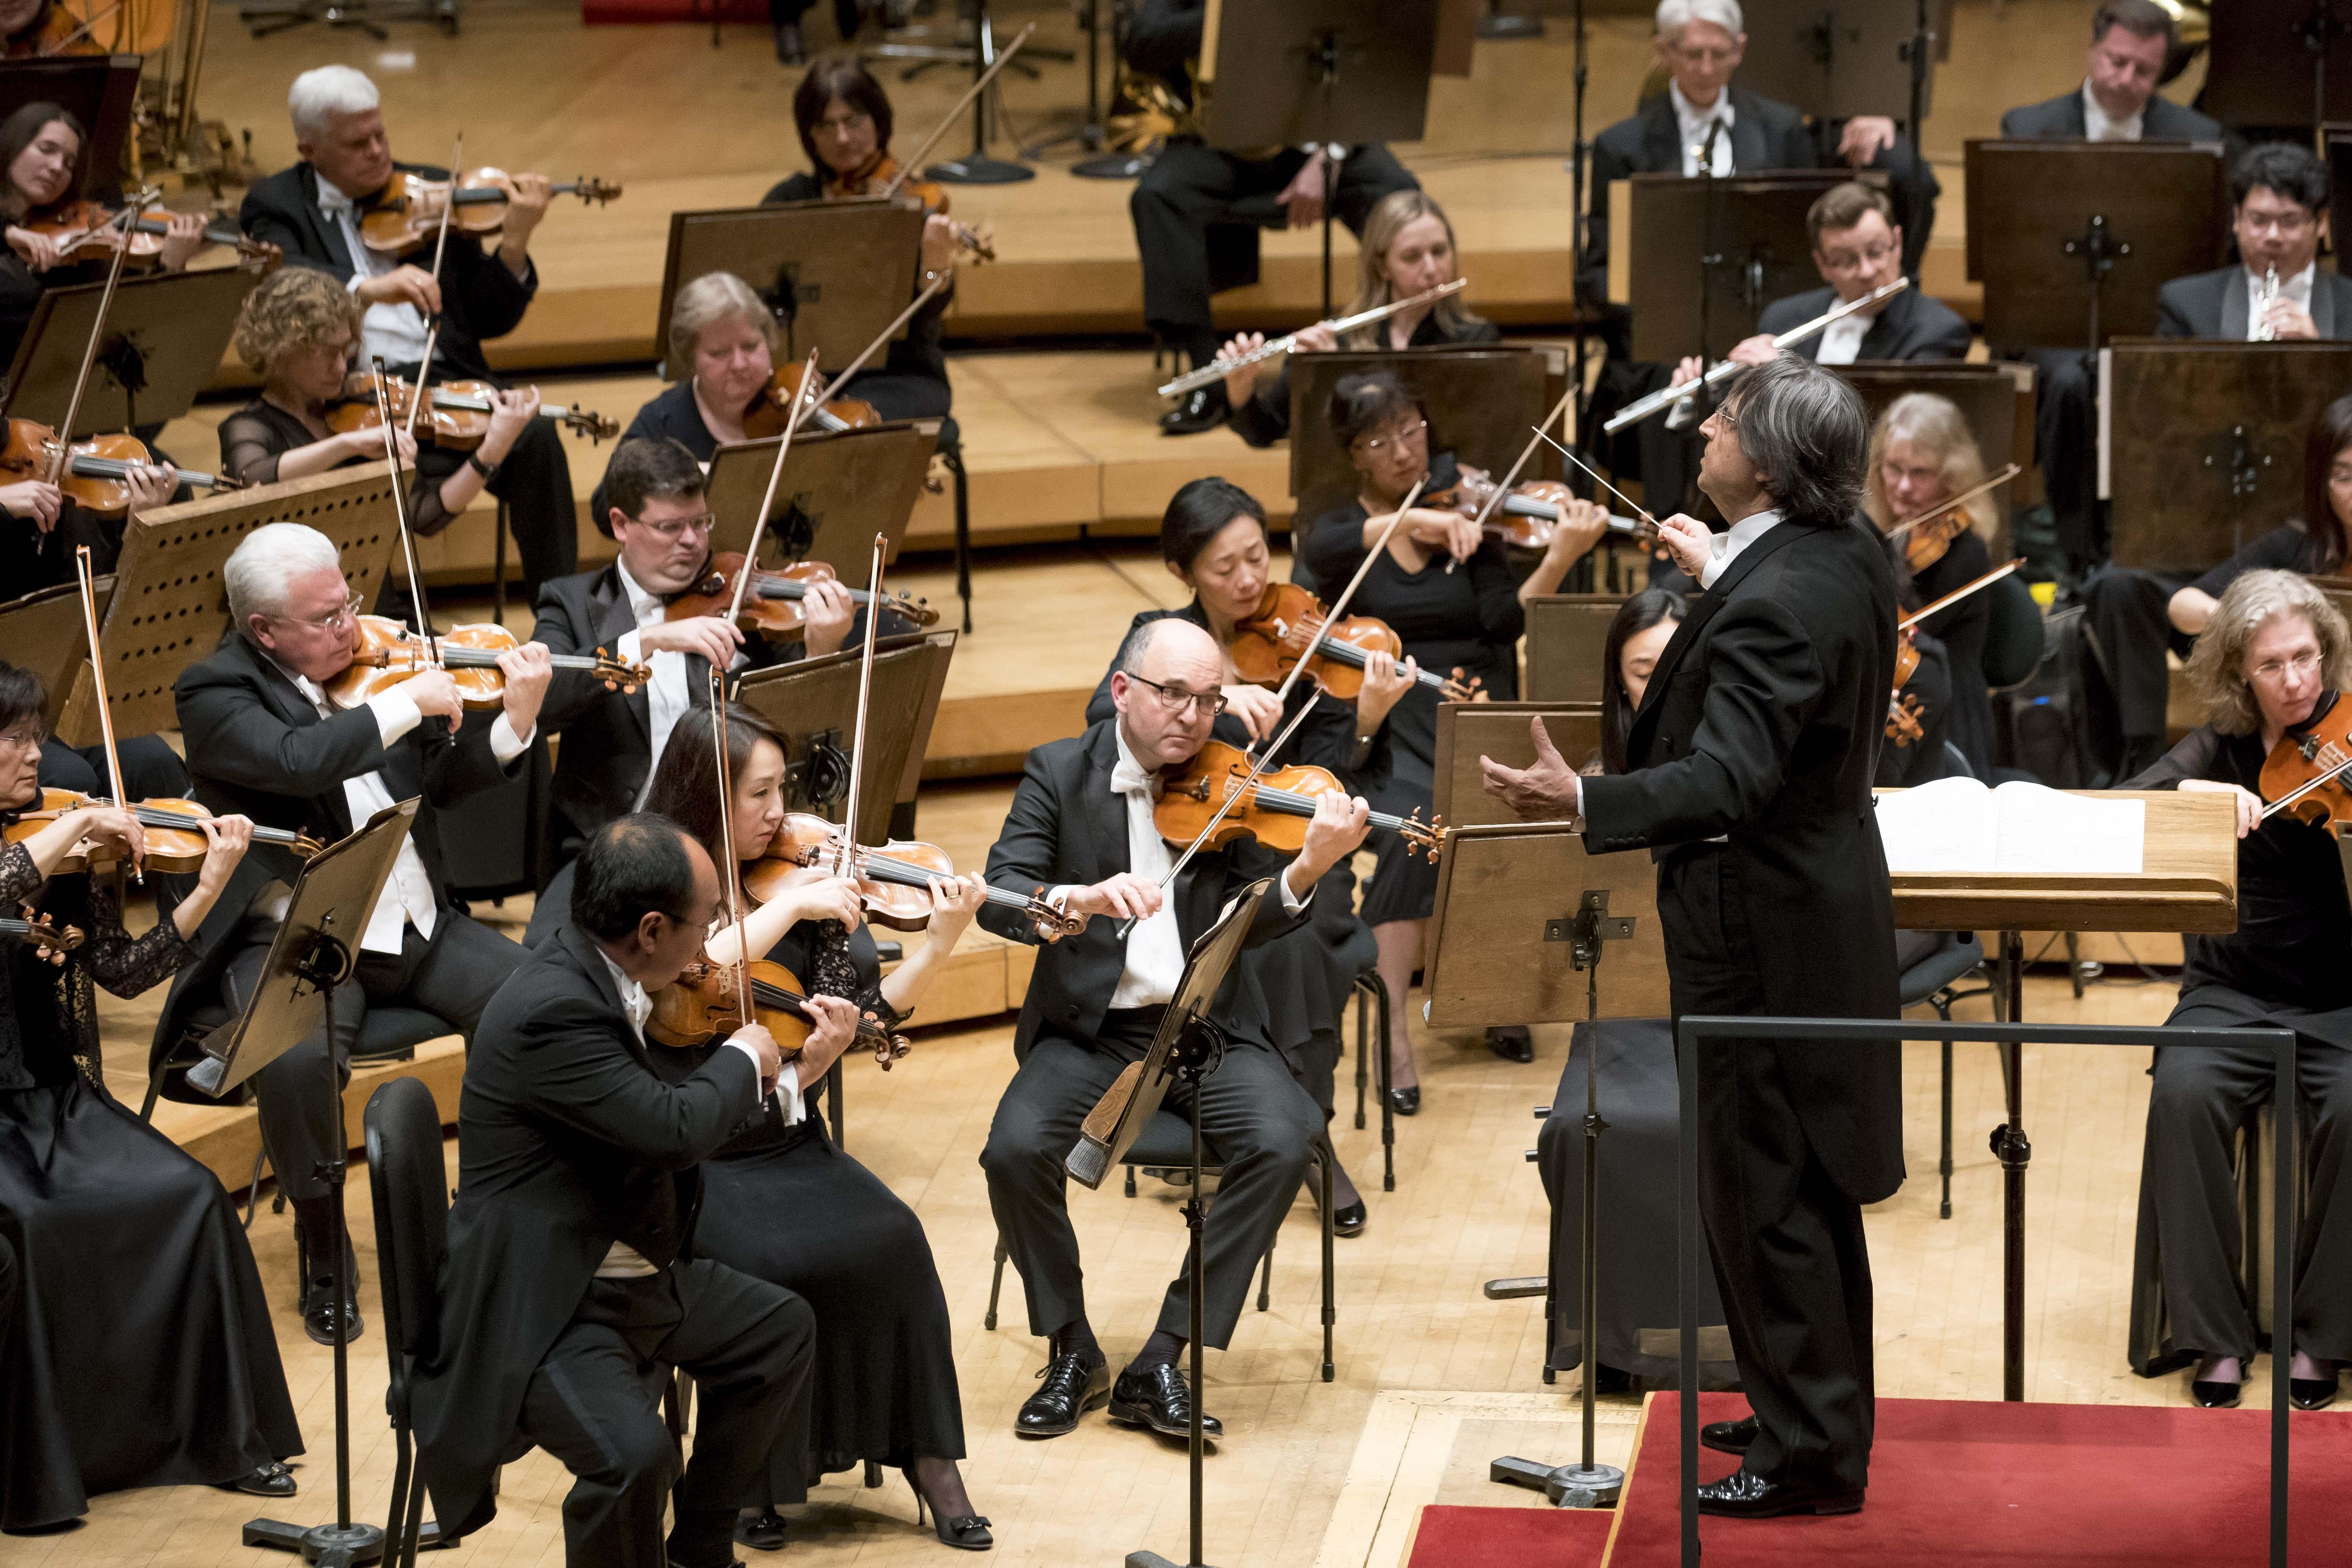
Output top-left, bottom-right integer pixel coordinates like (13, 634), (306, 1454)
(344, 273), (364, 296)
(1277, 865), (1314, 913)
(722, 1034), (806, 1126)
(365, 687), (422, 747)
(617, 627), (644, 662)
(490, 712), (533, 764)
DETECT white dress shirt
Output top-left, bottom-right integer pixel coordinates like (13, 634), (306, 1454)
(1699, 508), (1784, 590)
(274, 663), (532, 954)
(1671, 82), (1736, 177)
(1060, 725), (1311, 1011)
(1815, 310), (1871, 366)
(315, 179), (433, 368)
(2244, 261), (2317, 340)
(2081, 80), (2144, 142)
(609, 559), (752, 809)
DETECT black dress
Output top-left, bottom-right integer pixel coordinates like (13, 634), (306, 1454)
(1302, 470), (1524, 924)
(0, 256), (134, 592)
(217, 397), (461, 533)
(651, 918), (964, 1498)
(0, 841), (301, 1531)
(1227, 313), (1502, 449)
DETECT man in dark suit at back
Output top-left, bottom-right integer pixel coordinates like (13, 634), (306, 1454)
(158, 522), (546, 1345)
(413, 814), (825, 1568)
(977, 617), (1369, 1445)
(1483, 356), (1901, 1517)
(240, 64), (577, 605)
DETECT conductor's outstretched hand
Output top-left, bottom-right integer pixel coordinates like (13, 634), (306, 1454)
(1480, 716), (1582, 821)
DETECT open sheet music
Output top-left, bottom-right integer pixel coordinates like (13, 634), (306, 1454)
(1875, 778), (2145, 876)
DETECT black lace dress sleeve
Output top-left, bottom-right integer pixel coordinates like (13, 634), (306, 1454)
(0, 840), (191, 1089)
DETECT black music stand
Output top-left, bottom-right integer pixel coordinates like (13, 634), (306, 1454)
(1058, 879), (1270, 1568)
(2099, 340), (2352, 570)
(1199, 0), (1440, 315)
(1964, 140), (2229, 353)
(0, 58), (140, 198)
(1284, 347), (1560, 523)
(1735, 0), (1953, 132)
(656, 202), (926, 382)
(2201, 0), (2352, 135)
(2, 264), (259, 435)
(1626, 170), (1863, 365)
(1833, 362), (2022, 551)
(922, 1), (1039, 186)
(1423, 822), (1670, 1509)
(198, 803), (418, 1568)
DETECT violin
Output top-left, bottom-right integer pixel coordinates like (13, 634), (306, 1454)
(357, 169), (623, 257)
(2258, 691), (2352, 830)
(742, 360), (882, 439)
(1154, 740), (1445, 862)
(1427, 471), (1654, 551)
(326, 376), (620, 448)
(4, 786), (322, 875)
(3, 905), (82, 962)
(19, 202), (280, 270)
(0, 418), (234, 514)
(1229, 582), (1480, 703)
(646, 955), (911, 1069)
(1881, 464), (2022, 576)
(665, 551), (936, 638)
(747, 810), (1080, 940)
(326, 615), (648, 711)
(825, 153), (995, 262)
(1886, 627), (1925, 747)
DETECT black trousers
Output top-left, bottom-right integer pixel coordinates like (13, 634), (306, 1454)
(1660, 848), (1877, 1493)
(390, 361), (578, 605)
(519, 1260), (814, 1568)
(2030, 347), (2102, 573)
(2081, 565), (2193, 749)
(0, 503), (126, 593)
(2139, 1033), (2352, 1365)
(980, 1012), (1321, 1349)
(1130, 140), (1420, 367)
(230, 912), (516, 1204)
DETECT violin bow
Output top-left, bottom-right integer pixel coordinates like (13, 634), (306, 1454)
(1898, 557), (2025, 633)
(877, 22), (1037, 198)
(726, 348), (821, 632)
(1529, 429), (1664, 537)
(1879, 464), (2023, 545)
(832, 533), (890, 881)
(42, 189), (151, 507)
(706, 667), (760, 1065)
(1445, 380), (1583, 576)
(370, 357), (440, 671)
(71, 544), (136, 880)
(403, 134), (465, 443)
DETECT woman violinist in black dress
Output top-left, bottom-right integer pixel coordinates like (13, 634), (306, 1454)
(1300, 371), (1608, 1108)
(0, 662), (302, 1531)
(643, 703), (994, 1552)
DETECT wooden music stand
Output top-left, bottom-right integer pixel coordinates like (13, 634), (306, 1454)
(1433, 703), (1605, 830)
(1285, 346), (1563, 525)
(1522, 599), (1626, 706)
(2097, 341), (2352, 572)
(1735, 0), (1953, 123)
(1836, 361), (2026, 550)
(731, 631), (956, 837)
(2202, 0), (2352, 131)
(1623, 170), (1862, 363)
(1964, 141), (2229, 352)
(655, 202), (927, 382)
(702, 422), (939, 578)
(0, 575), (111, 733)
(50, 464), (403, 747)
(3, 264), (263, 436)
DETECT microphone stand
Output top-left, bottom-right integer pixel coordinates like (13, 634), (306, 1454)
(1685, 115), (1726, 516)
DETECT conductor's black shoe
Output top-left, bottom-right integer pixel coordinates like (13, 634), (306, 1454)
(2293, 1377), (2339, 1411)
(1158, 385), (1229, 436)
(1015, 1351), (1108, 1438)
(295, 1226), (363, 1347)
(1693, 1468), (1864, 1518)
(1332, 1199), (1368, 1237)
(2191, 1378), (2243, 1409)
(225, 1461), (296, 1497)
(1701, 1415), (1759, 1454)
(733, 1510), (789, 1551)
(1486, 1025), (1535, 1063)
(1109, 1362), (1223, 1441)
(1388, 1086), (1421, 1116)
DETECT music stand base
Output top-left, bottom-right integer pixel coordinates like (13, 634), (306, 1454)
(926, 154), (1034, 185)
(1490, 1457), (1625, 1509)
(1126, 1555), (1220, 1568)
(1477, 13), (1544, 38)
(242, 1518), (387, 1565)
(1073, 151), (1150, 180)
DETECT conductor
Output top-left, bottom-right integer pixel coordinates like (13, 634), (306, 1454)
(1480, 356), (1901, 1517)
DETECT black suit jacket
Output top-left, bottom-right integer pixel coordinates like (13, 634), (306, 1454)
(1585, 88), (1816, 303)
(979, 718), (1309, 1057)
(1578, 512), (1904, 1204)
(239, 162), (538, 383)
(412, 922), (761, 1540)
(1998, 89), (2225, 143)
(2156, 264), (2352, 340)
(1756, 284), (1973, 362)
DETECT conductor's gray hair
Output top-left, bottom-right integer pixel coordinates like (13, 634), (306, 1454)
(289, 66), (380, 143)
(226, 523), (344, 630)
(1719, 356), (1870, 525)
(668, 272), (777, 372)
(2186, 569), (2352, 736)
(1655, 0), (1744, 38)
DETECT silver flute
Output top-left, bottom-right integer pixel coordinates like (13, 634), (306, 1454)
(2253, 265), (2282, 341)
(1155, 279), (1470, 398)
(1602, 277), (1911, 436)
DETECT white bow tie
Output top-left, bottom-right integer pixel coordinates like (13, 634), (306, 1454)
(1111, 758), (1158, 798)
(318, 182), (356, 216)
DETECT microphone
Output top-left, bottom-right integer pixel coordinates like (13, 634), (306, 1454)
(1693, 115), (1725, 175)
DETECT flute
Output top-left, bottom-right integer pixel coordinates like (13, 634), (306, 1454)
(1601, 277), (1910, 436)
(1155, 279), (1470, 399)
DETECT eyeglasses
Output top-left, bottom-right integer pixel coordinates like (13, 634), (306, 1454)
(2250, 649), (2323, 683)
(1353, 420), (1428, 456)
(631, 511), (716, 541)
(1818, 240), (1898, 274)
(0, 724), (40, 750)
(1125, 673), (1229, 719)
(2240, 209), (2315, 238)
(1669, 42), (1736, 66)
(275, 593), (363, 633)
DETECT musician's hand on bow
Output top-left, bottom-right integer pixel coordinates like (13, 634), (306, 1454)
(1654, 512), (1715, 579)
(1218, 683), (1283, 743)
(2180, 778), (2264, 839)
(780, 873), (864, 931)
(356, 263), (441, 316)
(1480, 716), (1581, 821)
(1063, 871), (1162, 926)
(1295, 788), (1372, 882)
(794, 994), (864, 1086)
(73, 805), (145, 872)
(2264, 299), (2319, 340)
(0, 478), (61, 531)
(403, 665), (465, 729)
(1279, 147), (1329, 228)
(6, 224), (64, 272)
(496, 639), (552, 735)
(1837, 116), (1897, 166)
(730, 1021), (785, 1096)
(798, 576), (856, 658)
(640, 614), (744, 669)
(1396, 505), (1483, 561)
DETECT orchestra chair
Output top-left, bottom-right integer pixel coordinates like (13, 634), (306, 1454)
(1350, 969), (1398, 1193)
(982, 1109), (1340, 1383)
(364, 1075), (449, 1567)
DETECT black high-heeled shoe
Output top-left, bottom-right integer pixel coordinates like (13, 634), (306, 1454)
(905, 1469), (993, 1550)
(734, 1508), (789, 1551)
(1387, 1085), (1420, 1116)
(2190, 1377), (2242, 1409)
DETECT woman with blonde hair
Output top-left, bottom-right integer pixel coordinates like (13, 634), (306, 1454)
(1222, 189), (1498, 448)
(2123, 568), (2352, 1412)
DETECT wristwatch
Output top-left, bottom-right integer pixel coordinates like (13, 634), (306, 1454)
(466, 452), (502, 482)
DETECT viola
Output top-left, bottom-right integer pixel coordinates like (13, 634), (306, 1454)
(665, 551), (936, 639)
(0, 418), (234, 515)
(1154, 740), (1445, 862)
(742, 360), (882, 439)
(326, 615), (648, 711)
(1229, 581), (1480, 703)
(20, 201), (280, 270)
(2258, 691), (2352, 830)
(647, 954), (911, 1069)
(356, 169), (622, 257)
(1881, 464), (2022, 576)
(1427, 471), (1653, 551)
(825, 153), (995, 262)
(4, 786), (321, 875)
(748, 811), (1079, 940)
(1885, 627), (1925, 748)
(4, 904), (82, 961)
(327, 376), (620, 448)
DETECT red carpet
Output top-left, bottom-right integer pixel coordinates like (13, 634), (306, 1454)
(1605, 1390), (2350, 1565)
(1406, 1502), (1615, 1567)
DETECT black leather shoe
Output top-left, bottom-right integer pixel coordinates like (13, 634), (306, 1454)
(1701, 1415), (1759, 1454)
(226, 1461), (296, 1497)
(733, 1509), (789, 1551)
(1109, 1362), (1223, 1441)
(2292, 1377), (2339, 1411)
(1486, 1025), (1535, 1063)
(1158, 385), (1229, 436)
(1387, 1086), (1420, 1117)
(1015, 1351), (1108, 1438)
(1332, 1199), (1367, 1237)
(295, 1226), (363, 1348)
(1694, 1468), (1863, 1518)
(2191, 1378), (2243, 1409)
(1592, 1363), (1635, 1396)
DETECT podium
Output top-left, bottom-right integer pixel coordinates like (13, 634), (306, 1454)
(1521, 598), (1626, 706)
(1284, 346), (1563, 525)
